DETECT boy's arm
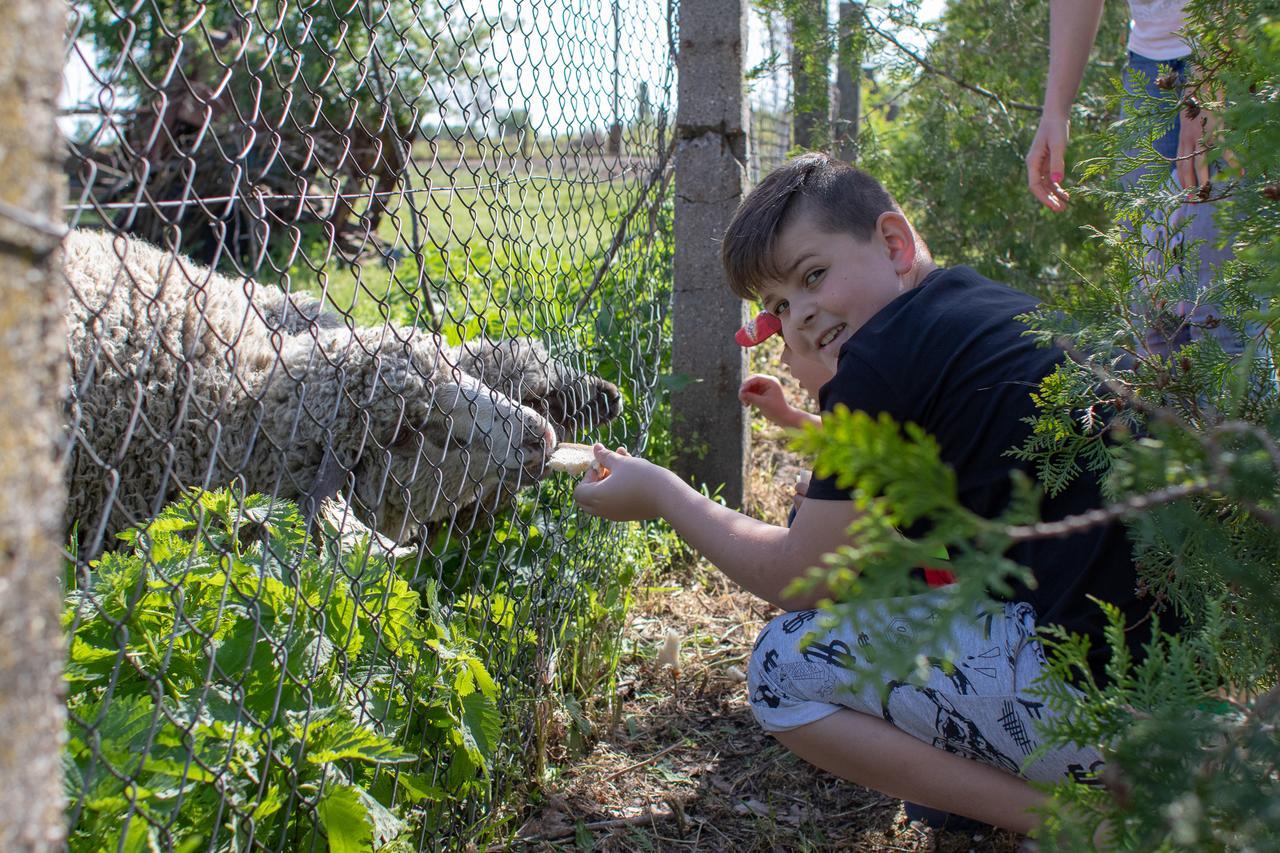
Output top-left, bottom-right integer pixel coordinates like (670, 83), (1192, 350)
(1026, 0), (1106, 211)
(573, 446), (859, 610)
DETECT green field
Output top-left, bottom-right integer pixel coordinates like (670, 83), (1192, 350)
(291, 148), (644, 344)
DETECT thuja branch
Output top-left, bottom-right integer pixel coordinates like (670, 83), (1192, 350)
(1003, 480), (1213, 543)
(1052, 343), (1280, 529)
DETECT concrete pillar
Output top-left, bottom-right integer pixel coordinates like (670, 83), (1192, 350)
(0, 0), (70, 848)
(672, 0), (749, 507)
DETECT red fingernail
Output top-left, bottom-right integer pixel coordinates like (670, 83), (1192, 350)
(1050, 172), (1064, 184)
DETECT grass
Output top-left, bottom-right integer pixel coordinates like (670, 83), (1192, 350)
(285, 145), (645, 342)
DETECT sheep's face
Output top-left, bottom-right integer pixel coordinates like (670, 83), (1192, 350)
(535, 368), (624, 440)
(452, 339), (625, 441)
(353, 370), (556, 542)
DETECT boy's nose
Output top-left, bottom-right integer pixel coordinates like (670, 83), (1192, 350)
(792, 301), (818, 330)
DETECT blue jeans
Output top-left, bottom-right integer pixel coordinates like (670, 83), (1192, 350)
(1120, 52), (1246, 359)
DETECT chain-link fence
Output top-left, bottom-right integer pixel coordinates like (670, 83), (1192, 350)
(58, 0), (675, 847)
(746, 6), (792, 183)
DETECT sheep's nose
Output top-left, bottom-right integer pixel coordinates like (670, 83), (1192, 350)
(520, 419), (555, 456)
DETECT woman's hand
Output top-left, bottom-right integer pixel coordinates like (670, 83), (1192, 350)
(1176, 95), (1222, 192)
(1025, 114), (1071, 212)
(573, 444), (677, 522)
(739, 374), (799, 428)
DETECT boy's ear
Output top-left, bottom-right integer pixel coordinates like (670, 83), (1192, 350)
(875, 211), (917, 276)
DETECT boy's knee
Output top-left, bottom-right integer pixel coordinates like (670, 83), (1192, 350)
(746, 610), (851, 733)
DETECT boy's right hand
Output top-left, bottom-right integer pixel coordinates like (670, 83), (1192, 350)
(573, 444), (677, 522)
(739, 374), (794, 426)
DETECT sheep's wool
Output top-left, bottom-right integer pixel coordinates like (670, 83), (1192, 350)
(63, 229), (622, 550)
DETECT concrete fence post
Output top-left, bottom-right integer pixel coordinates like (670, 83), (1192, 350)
(672, 0), (749, 506)
(0, 0), (70, 848)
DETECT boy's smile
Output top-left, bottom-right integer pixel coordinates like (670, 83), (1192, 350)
(757, 210), (927, 371)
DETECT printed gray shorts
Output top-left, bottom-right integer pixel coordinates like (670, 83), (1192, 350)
(746, 591), (1104, 784)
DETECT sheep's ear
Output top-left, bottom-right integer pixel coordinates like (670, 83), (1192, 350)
(450, 337), (550, 401)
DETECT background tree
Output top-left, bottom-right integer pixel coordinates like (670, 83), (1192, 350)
(857, 0), (1129, 293)
(833, 2), (865, 163)
(757, 0), (832, 151)
(69, 0), (491, 265)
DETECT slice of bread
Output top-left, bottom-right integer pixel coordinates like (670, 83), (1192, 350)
(548, 442), (598, 475)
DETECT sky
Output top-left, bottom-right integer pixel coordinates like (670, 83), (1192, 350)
(59, 0), (948, 141)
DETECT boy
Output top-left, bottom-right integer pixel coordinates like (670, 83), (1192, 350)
(574, 153), (1151, 836)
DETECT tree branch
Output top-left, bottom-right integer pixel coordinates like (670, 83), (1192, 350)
(859, 10), (1042, 114)
(1004, 480), (1213, 542)
(572, 134), (675, 320)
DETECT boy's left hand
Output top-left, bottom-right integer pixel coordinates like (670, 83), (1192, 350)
(573, 444), (675, 522)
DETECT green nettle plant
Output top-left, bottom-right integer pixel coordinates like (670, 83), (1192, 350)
(794, 0), (1279, 847)
(63, 490), (501, 851)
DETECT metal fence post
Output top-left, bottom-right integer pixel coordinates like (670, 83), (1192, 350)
(0, 0), (69, 848)
(672, 0), (749, 507)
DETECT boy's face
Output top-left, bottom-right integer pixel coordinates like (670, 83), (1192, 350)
(756, 211), (913, 372)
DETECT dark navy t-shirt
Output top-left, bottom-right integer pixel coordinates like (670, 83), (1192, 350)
(806, 265), (1153, 681)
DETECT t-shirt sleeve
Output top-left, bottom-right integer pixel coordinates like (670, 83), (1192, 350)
(805, 352), (899, 502)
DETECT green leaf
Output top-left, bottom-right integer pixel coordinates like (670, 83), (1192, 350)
(317, 784), (373, 853)
(393, 773), (445, 804)
(116, 816), (160, 853)
(458, 691), (500, 768)
(657, 372), (701, 393)
(305, 717), (415, 766)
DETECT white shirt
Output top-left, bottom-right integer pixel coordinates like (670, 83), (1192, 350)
(1127, 0), (1192, 60)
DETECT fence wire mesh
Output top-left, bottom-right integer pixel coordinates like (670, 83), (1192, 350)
(58, 0), (675, 847)
(746, 6), (792, 183)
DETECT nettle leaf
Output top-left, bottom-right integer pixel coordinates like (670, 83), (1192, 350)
(304, 716), (414, 766)
(316, 784), (372, 853)
(116, 815), (160, 853)
(464, 658), (498, 699)
(65, 487), (492, 848)
(392, 773), (446, 804)
(358, 787), (406, 848)
(458, 691), (500, 768)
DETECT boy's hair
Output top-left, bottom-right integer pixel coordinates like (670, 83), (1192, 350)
(721, 152), (900, 300)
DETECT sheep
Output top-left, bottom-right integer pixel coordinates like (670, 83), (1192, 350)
(62, 229), (622, 553)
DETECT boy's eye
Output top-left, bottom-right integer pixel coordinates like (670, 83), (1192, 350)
(772, 299), (789, 316)
(804, 269), (825, 287)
